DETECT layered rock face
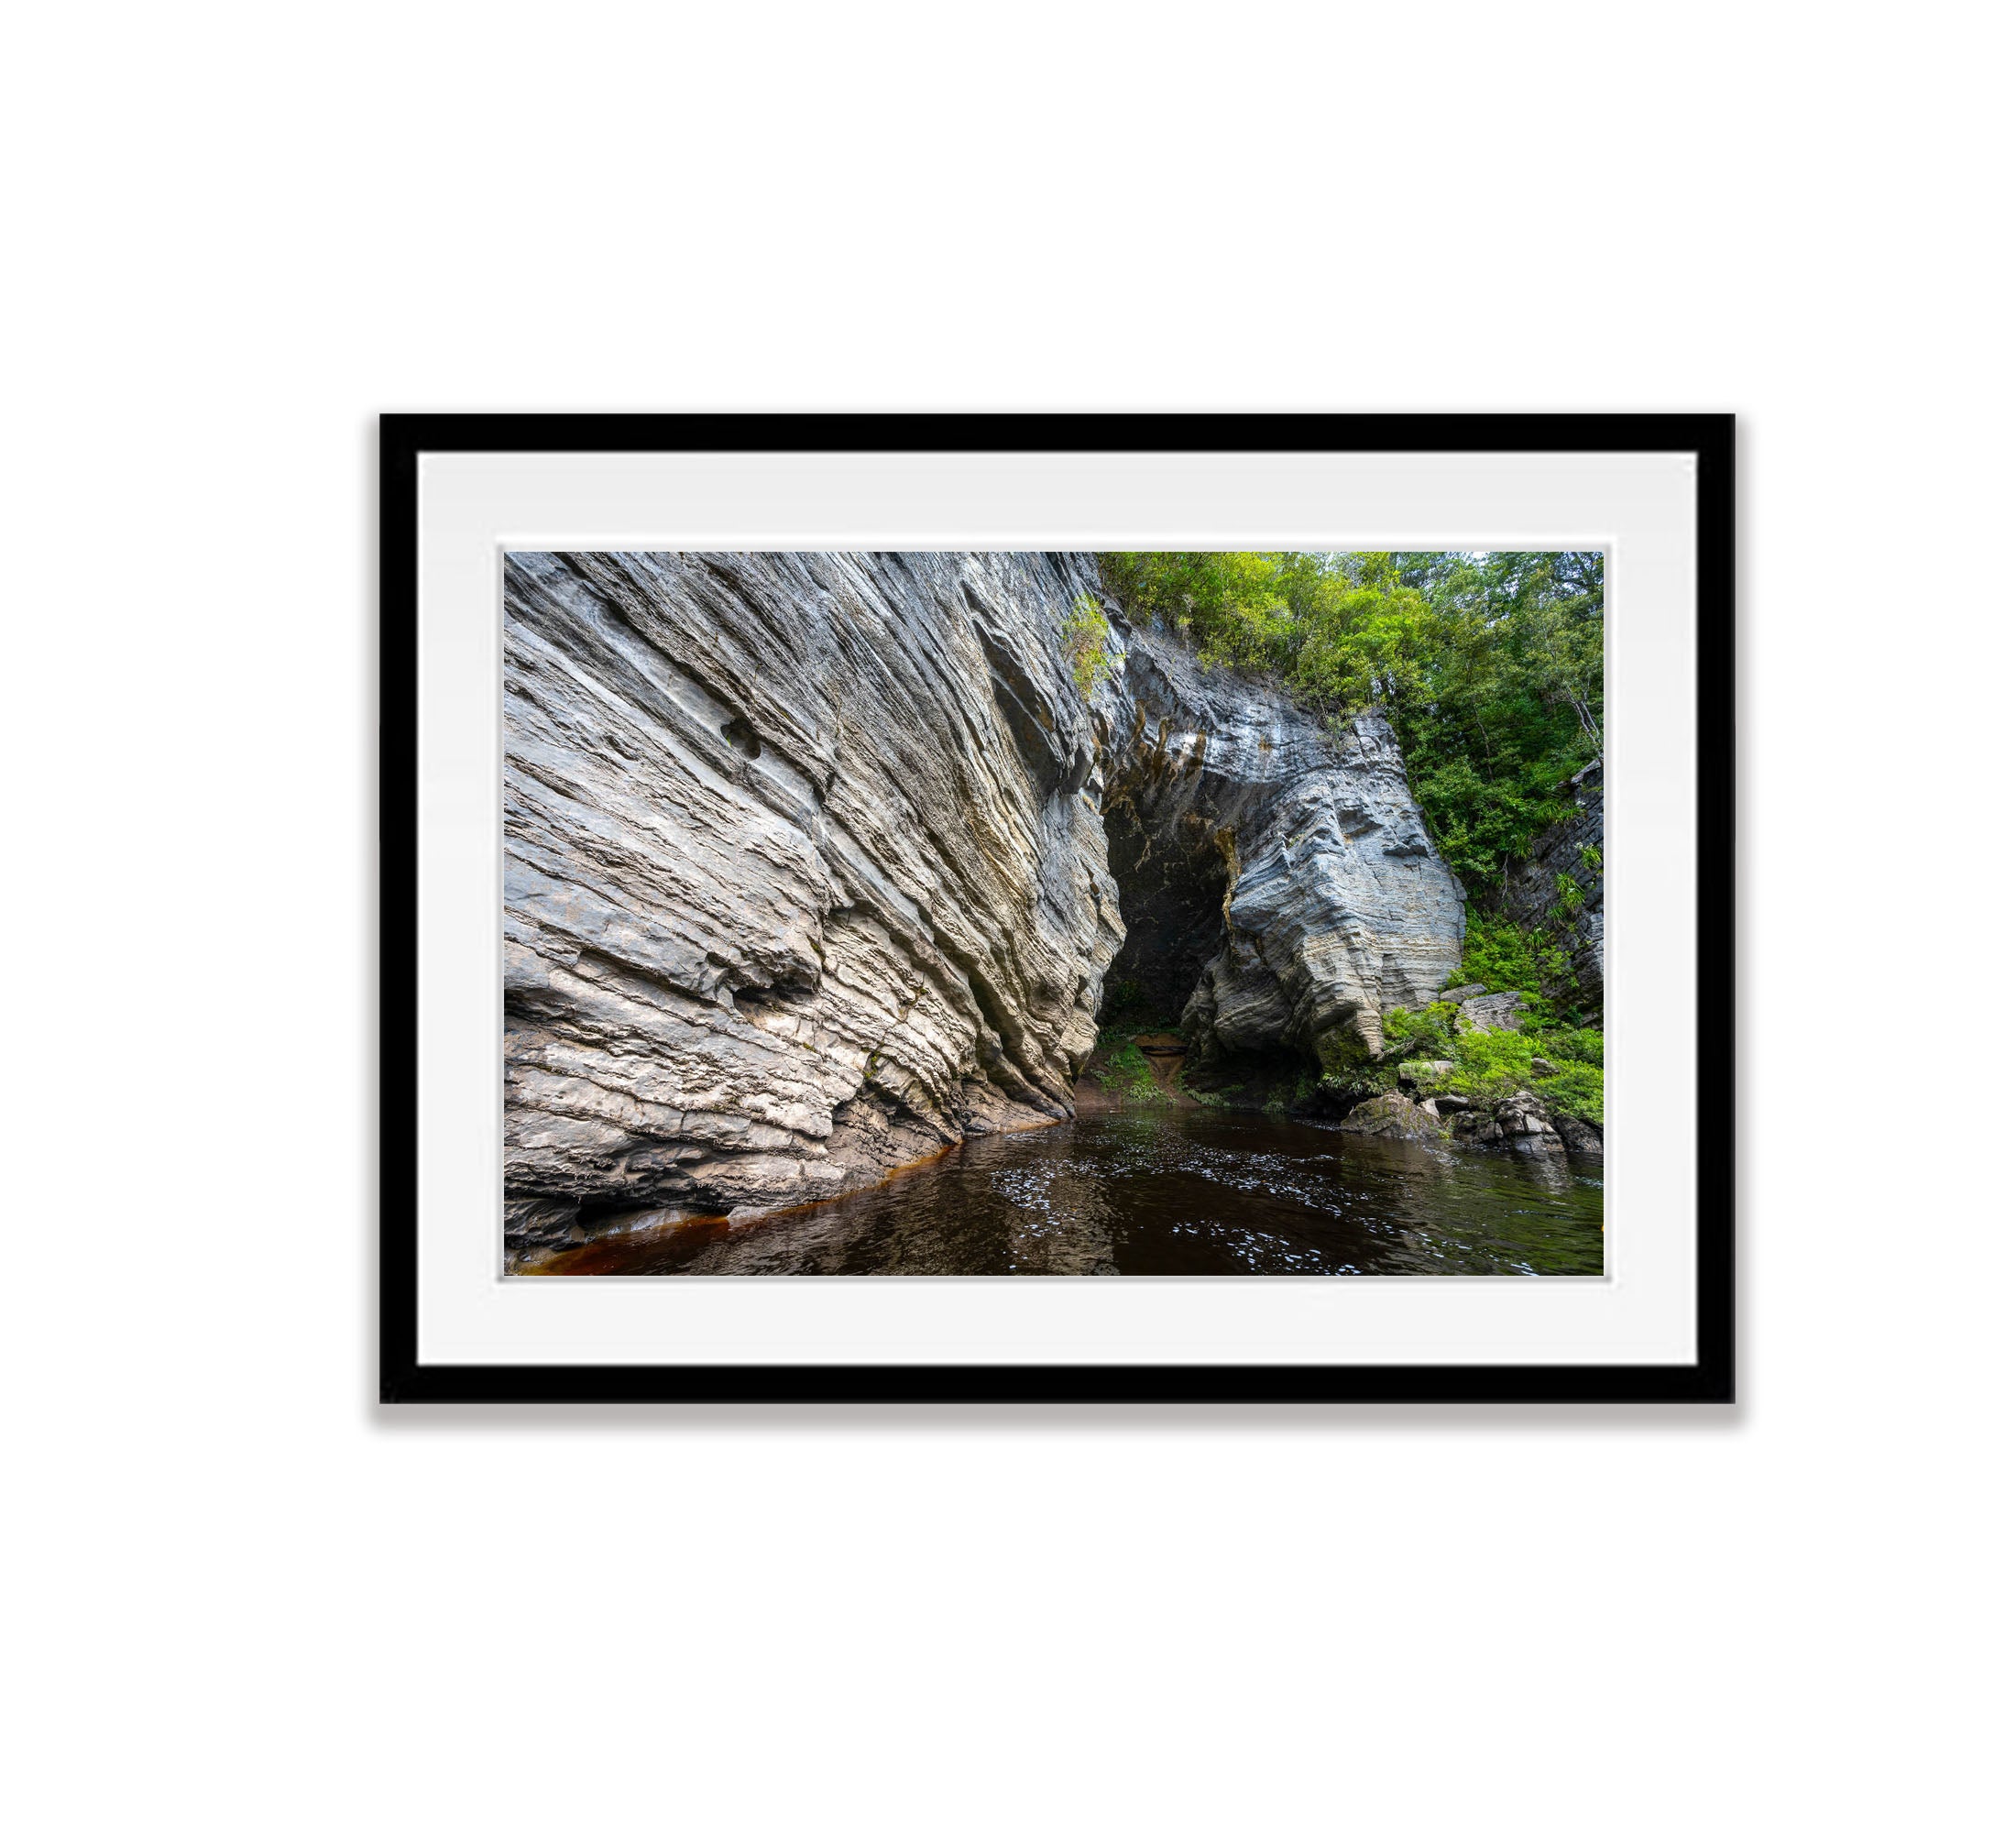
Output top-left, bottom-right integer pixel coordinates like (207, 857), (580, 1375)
(504, 551), (1123, 1235)
(1500, 758), (1605, 1016)
(503, 553), (1466, 1242)
(1091, 611), (1466, 1069)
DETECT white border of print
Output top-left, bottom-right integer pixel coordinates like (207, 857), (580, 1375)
(414, 449), (1694, 1367)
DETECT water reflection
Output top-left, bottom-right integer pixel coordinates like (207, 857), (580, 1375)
(535, 1105), (1604, 1277)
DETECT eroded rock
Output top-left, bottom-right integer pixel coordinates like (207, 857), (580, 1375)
(504, 552), (1125, 1235)
(1091, 615), (1464, 1068)
(1458, 991), (1527, 1033)
(1550, 1111), (1604, 1158)
(1340, 1091), (1447, 1143)
(1452, 1089), (1565, 1157)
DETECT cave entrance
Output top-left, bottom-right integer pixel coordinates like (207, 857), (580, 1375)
(1096, 796), (1232, 1029)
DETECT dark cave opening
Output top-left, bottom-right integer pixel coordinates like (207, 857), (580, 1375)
(1096, 796), (1233, 1027)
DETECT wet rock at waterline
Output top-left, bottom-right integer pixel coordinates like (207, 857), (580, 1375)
(1339, 1085), (1600, 1162)
(1451, 1090), (1567, 1158)
(1550, 1111), (1605, 1158)
(503, 551), (1467, 1250)
(1338, 1091), (1448, 1144)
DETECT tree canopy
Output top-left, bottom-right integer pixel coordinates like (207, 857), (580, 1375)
(1098, 549), (1604, 896)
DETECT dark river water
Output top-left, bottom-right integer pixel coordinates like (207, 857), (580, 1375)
(536, 1105), (1605, 1277)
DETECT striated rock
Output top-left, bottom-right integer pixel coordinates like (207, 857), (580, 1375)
(1441, 982), (1487, 1003)
(1451, 1090), (1565, 1157)
(1340, 1092), (1446, 1143)
(504, 1197), (585, 1254)
(1458, 990), (1527, 1033)
(1500, 758), (1604, 1015)
(1092, 610), (1465, 1070)
(502, 551), (1468, 1245)
(504, 551), (1124, 1235)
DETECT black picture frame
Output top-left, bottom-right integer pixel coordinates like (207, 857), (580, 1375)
(379, 412), (1734, 1404)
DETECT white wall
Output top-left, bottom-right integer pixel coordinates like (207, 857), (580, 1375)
(6, 5), (2007, 1828)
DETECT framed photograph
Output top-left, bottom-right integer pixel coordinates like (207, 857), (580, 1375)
(380, 413), (1732, 1402)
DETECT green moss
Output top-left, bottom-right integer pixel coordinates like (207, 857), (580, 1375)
(1313, 1024), (1374, 1077)
(1090, 1040), (1166, 1103)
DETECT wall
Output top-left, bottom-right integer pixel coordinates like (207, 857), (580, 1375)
(6, 5), (2008, 1830)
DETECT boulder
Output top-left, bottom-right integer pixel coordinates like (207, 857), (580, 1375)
(1441, 982), (1488, 1003)
(1395, 1057), (1453, 1090)
(1450, 1089), (1564, 1157)
(1339, 1091), (1446, 1144)
(1457, 990), (1527, 1033)
(1530, 1057), (1561, 1078)
(1493, 1090), (1565, 1157)
(1550, 1111), (1604, 1158)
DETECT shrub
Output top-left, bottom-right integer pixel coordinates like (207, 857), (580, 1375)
(1451, 910), (1569, 1006)
(1091, 1040), (1164, 1102)
(1060, 595), (1112, 699)
(1399, 1024), (1603, 1126)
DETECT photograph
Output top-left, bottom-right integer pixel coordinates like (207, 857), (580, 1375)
(18, 0), (2012, 1819)
(504, 546), (1607, 1278)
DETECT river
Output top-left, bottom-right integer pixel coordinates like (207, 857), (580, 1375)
(531, 1105), (1605, 1277)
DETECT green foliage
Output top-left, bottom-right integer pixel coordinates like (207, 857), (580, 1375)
(1060, 594), (1112, 699)
(1178, 1063), (1229, 1107)
(1090, 1039), (1166, 1103)
(1579, 843), (1603, 874)
(1452, 910), (1570, 1006)
(1382, 1006), (1603, 1127)
(1099, 549), (1603, 899)
(1313, 1024), (1375, 1078)
(1381, 1002), (1460, 1058)
(1381, 982), (1604, 1126)
(1430, 1027), (1604, 1126)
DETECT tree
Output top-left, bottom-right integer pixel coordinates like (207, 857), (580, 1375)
(1100, 548), (1605, 901)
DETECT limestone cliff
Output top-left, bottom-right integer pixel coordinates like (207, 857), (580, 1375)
(502, 552), (1465, 1248)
